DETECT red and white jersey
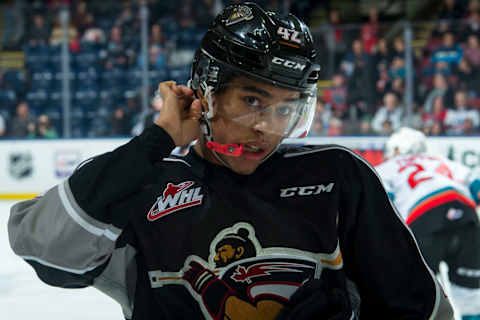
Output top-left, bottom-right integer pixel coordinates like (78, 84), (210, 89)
(375, 154), (477, 224)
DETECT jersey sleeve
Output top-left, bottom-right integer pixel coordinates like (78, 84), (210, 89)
(337, 149), (454, 319)
(7, 125), (175, 317)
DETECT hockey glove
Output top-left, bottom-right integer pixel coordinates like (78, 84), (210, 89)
(274, 278), (355, 320)
(183, 261), (236, 319)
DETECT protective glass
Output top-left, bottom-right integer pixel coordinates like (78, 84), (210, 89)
(213, 84), (317, 138)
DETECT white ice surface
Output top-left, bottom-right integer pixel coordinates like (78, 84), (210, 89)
(0, 201), (123, 319)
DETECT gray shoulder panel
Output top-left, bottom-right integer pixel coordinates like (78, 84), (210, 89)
(8, 180), (122, 274)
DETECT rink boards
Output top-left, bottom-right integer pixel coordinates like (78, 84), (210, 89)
(1, 136), (480, 199)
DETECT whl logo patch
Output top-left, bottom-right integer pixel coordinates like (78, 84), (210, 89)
(147, 181), (203, 221)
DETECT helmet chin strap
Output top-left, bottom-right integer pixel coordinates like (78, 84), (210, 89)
(199, 85), (244, 167)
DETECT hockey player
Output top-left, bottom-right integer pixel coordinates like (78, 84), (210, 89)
(376, 127), (480, 320)
(8, 3), (453, 320)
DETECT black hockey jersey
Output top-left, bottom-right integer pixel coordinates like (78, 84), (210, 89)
(8, 125), (453, 319)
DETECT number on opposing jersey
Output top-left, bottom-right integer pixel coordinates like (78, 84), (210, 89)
(399, 163), (432, 189)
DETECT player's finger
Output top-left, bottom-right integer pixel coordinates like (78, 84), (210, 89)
(157, 81), (176, 99)
(189, 99), (202, 120)
(172, 85), (193, 97)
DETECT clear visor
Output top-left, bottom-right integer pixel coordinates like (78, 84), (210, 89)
(211, 84), (317, 138)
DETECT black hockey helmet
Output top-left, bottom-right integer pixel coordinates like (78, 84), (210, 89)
(189, 2), (320, 157)
(190, 2), (320, 94)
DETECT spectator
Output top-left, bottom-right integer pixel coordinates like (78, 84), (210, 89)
(360, 7), (380, 54)
(463, 34), (480, 67)
(321, 8), (348, 73)
(432, 61), (453, 77)
(110, 107), (131, 136)
(115, 0), (135, 26)
(71, 0), (90, 36)
(323, 73), (348, 119)
(27, 14), (50, 46)
(31, 114), (58, 138)
(444, 90), (480, 134)
(327, 116), (344, 136)
(380, 118), (394, 136)
(102, 26), (129, 69)
(388, 56), (406, 80)
(430, 120), (446, 136)
(423, 73), (454, 113)
(373, 38), (390, 75)
(8, 101), (36, 138)
(431, 32), (463, 67)
(389, 36), (406, 61)
(82, 13), (106, 44)
(136, 44), (166, 69)
(391, 78), (406, 102)
(371, 92), (403, 134)
(461, 9), (480, 41)
(463, 117), (478, 135)
(466, 0), (480, 16)
(150, 23), (166, 47)
(343, 39), (375, 116)
(376, 66), (390, 98)
(423, 95), (448, 128)
(357, 115), (375, 135)
(456, 57), (480, 95)
(340, 38), (369, 78)
(115, 0), (139, 44)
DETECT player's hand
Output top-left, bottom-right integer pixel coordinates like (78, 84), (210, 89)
(154, 81), (202, 146)
(274, 279), (355, 320)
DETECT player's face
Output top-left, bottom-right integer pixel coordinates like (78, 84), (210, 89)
(196, 77), (302, 175)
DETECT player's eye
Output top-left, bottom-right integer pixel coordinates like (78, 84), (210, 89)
(276, 105), (294, 117)
(243, 96), (262, 108)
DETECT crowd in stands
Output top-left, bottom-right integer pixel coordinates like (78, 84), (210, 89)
(310, 0), (480, 137)
(1, 0), (480, 139)
(0, 0), (224, 138)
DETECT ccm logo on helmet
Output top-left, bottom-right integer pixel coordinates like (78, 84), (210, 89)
(280, 183), (335, 197)
(272, 57), (306, 71)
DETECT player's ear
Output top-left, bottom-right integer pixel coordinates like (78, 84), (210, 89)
(235, 246), (245, 259)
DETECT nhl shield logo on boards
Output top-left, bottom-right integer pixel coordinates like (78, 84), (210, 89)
(9, 152), (33, 179)
(147, 181), (204, 221)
